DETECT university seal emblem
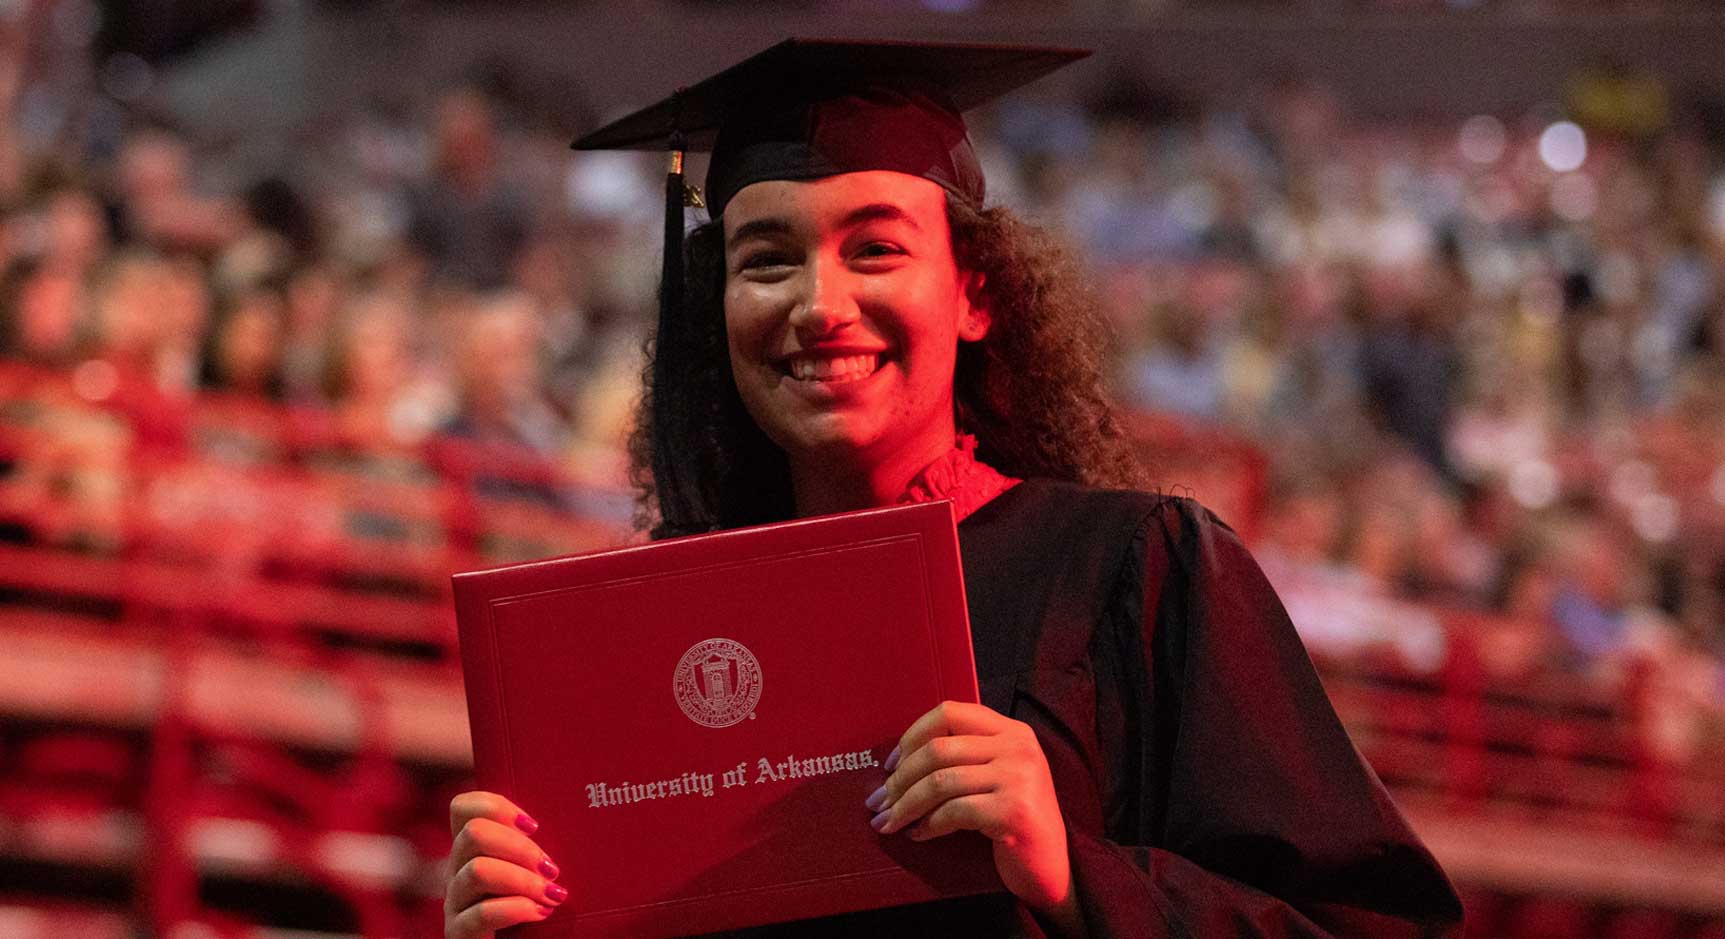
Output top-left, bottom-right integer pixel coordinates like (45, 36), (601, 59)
(673, 638), (762, 728)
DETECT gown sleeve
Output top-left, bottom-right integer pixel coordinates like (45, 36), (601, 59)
(1065, 498), (1464, 938)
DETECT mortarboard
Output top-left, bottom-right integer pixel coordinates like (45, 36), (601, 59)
(571, 38), (1089, 343)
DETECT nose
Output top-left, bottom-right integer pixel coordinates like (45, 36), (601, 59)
(787, 256), (859, 337)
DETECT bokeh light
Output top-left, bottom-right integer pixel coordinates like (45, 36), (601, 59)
(1538, 121), (1588, 173)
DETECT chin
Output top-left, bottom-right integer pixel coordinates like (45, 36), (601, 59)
(770, 418), (881, 461)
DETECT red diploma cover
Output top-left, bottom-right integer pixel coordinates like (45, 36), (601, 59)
(454, 500), (1001, 937)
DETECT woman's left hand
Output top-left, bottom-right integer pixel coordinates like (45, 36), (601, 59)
(869, 701), (1082, 932)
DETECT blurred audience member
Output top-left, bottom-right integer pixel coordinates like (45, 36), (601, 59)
(213, 177), (319, 296)
(1357, 262), (1461, 480)
(442, 291), (565, 455)
(1, 256), (84, 364)
(81, 251), (190, 449)
(508, 229), (592, 410)
(405, 89), (530, 290)
(114, 129), (244, 253)
(1125, 304), (1222, 420)
(36, 183), (111, 277)
(1548, 514), (1654, 669)
(323, 289), (440, 455)
(1484, 535), (1566, 678)
(281, 264), (344, 403)
(155, 255), (212, 394)
(201, 283), (287, 400)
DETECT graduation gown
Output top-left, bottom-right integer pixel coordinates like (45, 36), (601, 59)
(714, 478), (1463, 937)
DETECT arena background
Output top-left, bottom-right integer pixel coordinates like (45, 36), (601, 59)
(2, 0), (1724, 936)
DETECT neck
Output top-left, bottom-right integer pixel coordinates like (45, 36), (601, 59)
(789, 430), (955, 518)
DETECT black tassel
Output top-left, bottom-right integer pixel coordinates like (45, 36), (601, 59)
(653, 113), (697, 529)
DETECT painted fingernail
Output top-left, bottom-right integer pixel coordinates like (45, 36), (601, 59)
(884, 746), (901, 773)
(865, 785), (889, 812)
(537, 905), (555, 918)
(515, 813), (539, 835)
(545, 882), (569, 904)
(538, 857), (560, 880)
(870, 809), (892, 833)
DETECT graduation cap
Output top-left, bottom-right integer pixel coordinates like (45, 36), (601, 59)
(571, 37), (1089, 353)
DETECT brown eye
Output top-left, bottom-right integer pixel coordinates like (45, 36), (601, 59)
(740, 251), (793, 271)
(855, 242), (904, 260)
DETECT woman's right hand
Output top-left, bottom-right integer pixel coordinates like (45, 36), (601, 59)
(445, 791), (567, 939)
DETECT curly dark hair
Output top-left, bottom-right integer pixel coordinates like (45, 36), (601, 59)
(629, 195), (1146, 539)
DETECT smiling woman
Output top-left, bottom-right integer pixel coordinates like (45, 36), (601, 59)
(442, 39), (1466, 939)
(642, 172), (1144, 538)
(721, 172), (990, 515)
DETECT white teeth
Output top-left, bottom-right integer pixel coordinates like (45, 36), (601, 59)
(787, 354), (880, 383)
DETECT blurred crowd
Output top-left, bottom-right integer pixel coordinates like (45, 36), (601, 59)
(995, 68), (1725, 757)
(0, 78), (652, 489)
(2, 10), (1723, 748)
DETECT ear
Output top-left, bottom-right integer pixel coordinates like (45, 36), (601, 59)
(958, 271), (991, 342)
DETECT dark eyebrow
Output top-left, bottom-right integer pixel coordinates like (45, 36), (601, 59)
(841, 203), (920, 232)
(725, 202), (921, 251)
(726, 217), (793, 249)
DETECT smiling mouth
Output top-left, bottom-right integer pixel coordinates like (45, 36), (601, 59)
(781, 353), (883, 384)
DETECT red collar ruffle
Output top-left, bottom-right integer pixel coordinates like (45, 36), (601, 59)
(897, 434), (1021, 524)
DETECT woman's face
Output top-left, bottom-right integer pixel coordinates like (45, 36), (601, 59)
(722, 172), (988, 467)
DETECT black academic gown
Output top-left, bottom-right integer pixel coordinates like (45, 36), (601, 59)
(712, 478), (1464, 938)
